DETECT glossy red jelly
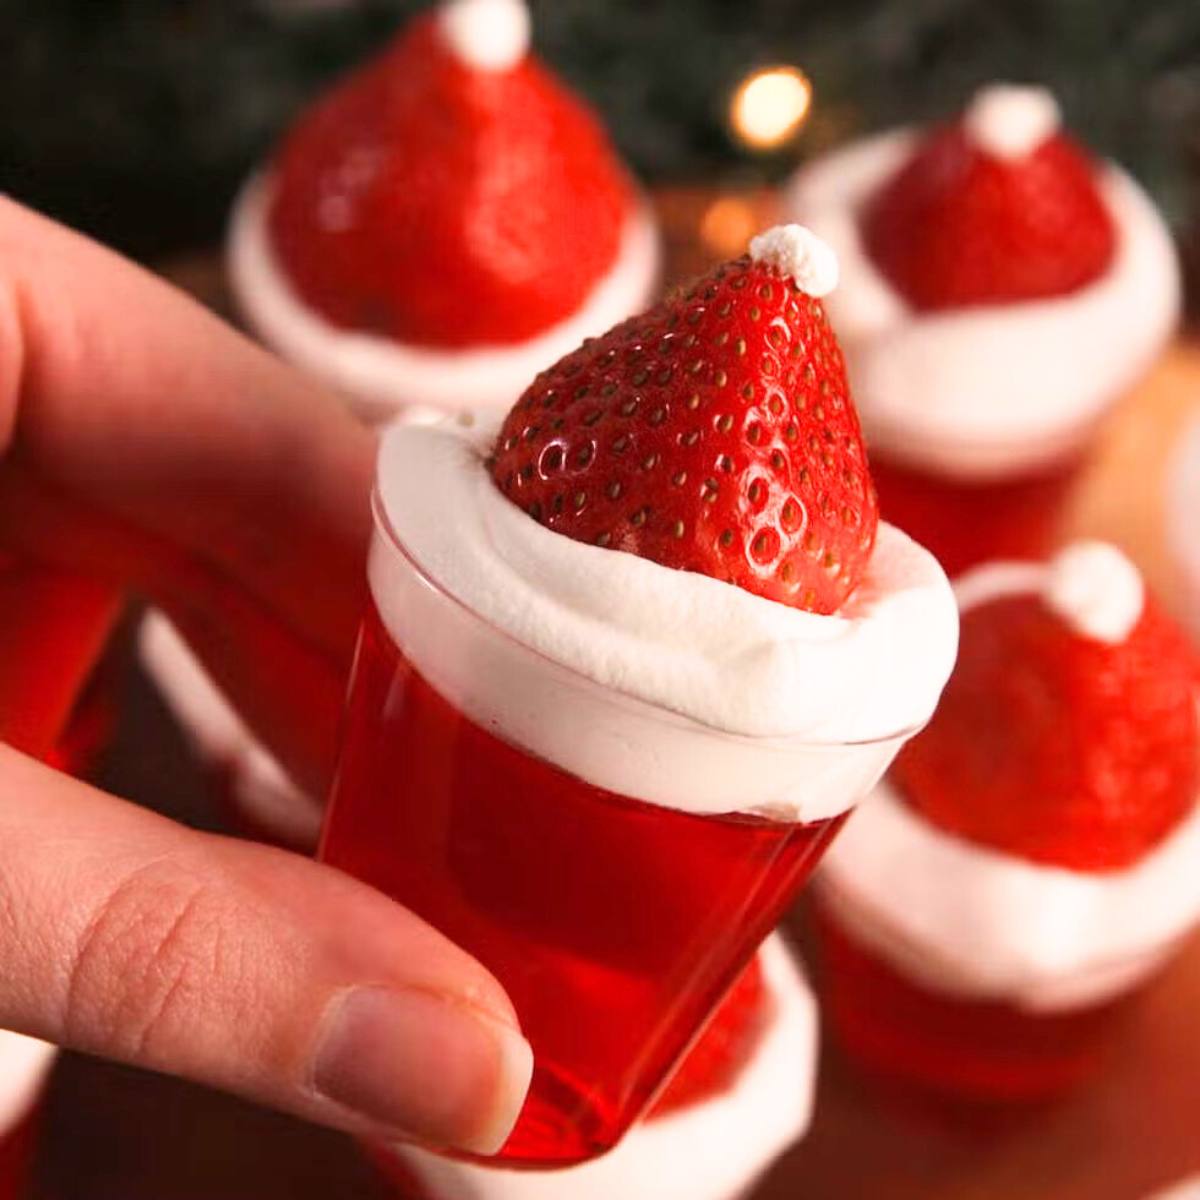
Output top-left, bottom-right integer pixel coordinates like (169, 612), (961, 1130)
(816, 907), (1135, 1104)
(43, 665), (119, 780)
(0, 558), (121, 763)
(0, 1107), (41, 1200)
(870, 452), (1084, 578)
(321, 602), (842, 1166)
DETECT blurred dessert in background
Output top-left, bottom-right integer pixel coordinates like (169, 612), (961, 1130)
(786, 84), (1180, 575)
(229, 0), (660, 424)
(814, 541), (1200, 1102)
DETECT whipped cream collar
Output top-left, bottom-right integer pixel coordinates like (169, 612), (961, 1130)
(369, 418), (957, 819)
(785, 129), (1180, 480)
(820, 777), (1200, 1012)
(228, 174), (660, 425)
(393, 934), (815, 1200)
(376, 419), (956, 742)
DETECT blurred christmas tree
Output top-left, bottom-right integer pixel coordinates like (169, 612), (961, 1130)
(2, 0), (1199, 258)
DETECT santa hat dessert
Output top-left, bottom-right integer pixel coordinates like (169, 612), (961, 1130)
(373, 934), (816, 1200)
(229, 0), (659, 424)
(816, 541), (1200, 1100)
(785, 85), (1179, 559)
(0, 1033), (56, 1196)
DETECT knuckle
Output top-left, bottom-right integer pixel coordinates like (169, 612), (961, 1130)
(64, 858), (250, 1062)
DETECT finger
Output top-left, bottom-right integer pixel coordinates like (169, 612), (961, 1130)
(0, 195), (376, 661)
(0, 745), (532, 1154)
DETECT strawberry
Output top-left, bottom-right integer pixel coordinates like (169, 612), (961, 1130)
(893, 551), (1200, 872)
(651, 954), (770, 1116)
(862, 87), (1116, 311)
(267, 3), (634, 348)
(488, 227), (878, 614)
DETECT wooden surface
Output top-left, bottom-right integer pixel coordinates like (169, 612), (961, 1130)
(30, 201), (1200, 1199)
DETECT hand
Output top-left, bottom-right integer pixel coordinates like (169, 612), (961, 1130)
(0, 197), (532, 1156)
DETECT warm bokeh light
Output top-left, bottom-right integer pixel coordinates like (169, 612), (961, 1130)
(730, 66), (813, 150)
(700, 197), (761, 258)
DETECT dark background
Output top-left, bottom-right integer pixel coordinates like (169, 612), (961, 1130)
(3, 0), (1200, 260)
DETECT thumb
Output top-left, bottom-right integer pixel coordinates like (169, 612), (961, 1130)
(0, 745), (531, 1155)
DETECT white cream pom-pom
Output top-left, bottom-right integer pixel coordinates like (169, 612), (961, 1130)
(439, 0), (531, 72)
(1043, 540), (1144, 644)
(748, 225), (839, 298)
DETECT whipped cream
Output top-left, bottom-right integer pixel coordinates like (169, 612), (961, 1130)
(439, 0), (530, 71)
(0, 1032), (55, 1136)
(372, 419), (958, 820)
(818, 552), (1200, 1013)
(820, 777), (1200, 1012)
(138, 612), (322, 847)
(228, 174), (661, 425)
(785, 129), (1180, 480)
(952, 544), (1145, 644)
(964, 85), (1060, 160)
(1166, 416), (1200, 638)
(1043, 540), (1144, 643)
(394, 933), (815, 1200)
